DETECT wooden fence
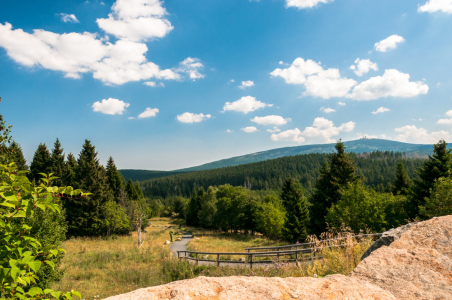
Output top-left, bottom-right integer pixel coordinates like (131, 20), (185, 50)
(177, 233), (382, 269)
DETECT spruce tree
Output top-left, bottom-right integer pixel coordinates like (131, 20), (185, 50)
(126, 179), (139, 201)
(50, 138), (65, 186)
(63, 153), (77, 186)
(29, 143), (52, 184)
(8, 141), (28, 171)
(106, 156), (126, 202)
(310, 141), (360, 236)
(281, 178), (310, 243)
(392, 160), (411, 196)
(410, 140), (452, 218)
(65, 140), (113, 236)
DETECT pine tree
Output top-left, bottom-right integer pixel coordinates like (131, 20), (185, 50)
(392, 160), (411, 196)
(64, 140), (113, 236)
(63, 153), (77, 187)
(106, 156), (126, 202)
(310, 141), (360, 236)
(29, 143), (52, 184)
(281, 178), (310, 243)
(50, 138), (65, 186)
(410, 140), (452, 218)
(8, 141), (28, 171)
(126, 179), (139, 201)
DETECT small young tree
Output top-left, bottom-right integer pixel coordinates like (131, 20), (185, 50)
(29, 143), (52, 184)
(50, 138), (66, 187)
(281, 178), (310, 243)
(419, 177), (452, 218)
(392, 160), (411, 196)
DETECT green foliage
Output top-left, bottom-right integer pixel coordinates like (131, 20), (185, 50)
(7, 142), (28, 172)
(0, 162), (84, 300)
(198, 187), (217, 229)
(326, 182), (409, 233)
(29, 143), (52, 184)
(50, 139), (66, 187)
(392, 160), (411, 196)
(103, 200), (130, 235)
(410, 140), (452, 217)
(310, 141), (361, 236)
(254, 196), (285, 240)
(106, 157), (126, 204)
(281, 178), (310, 243)
(419, 177), (452, 218)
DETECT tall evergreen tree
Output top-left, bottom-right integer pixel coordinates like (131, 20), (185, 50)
(8, 141), (28, 171)
(310, 141), (360, 236)
(106, 156), (125, 202)
(281, 178), (310, 243)
(64, 140), (112, 236)
(29, 143), (52, 184)
(50, 138), (65, 186)
(392, 160), (411, 196)
(126, 179), (139, 201)
(410, 140), (452, 218)
(63, 153), (77, 186)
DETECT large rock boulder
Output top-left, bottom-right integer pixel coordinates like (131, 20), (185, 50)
(352, 215), (452, 299)
(104, 275), (396, 300)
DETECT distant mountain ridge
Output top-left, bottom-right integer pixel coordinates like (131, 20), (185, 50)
(120, 139), (434, 182)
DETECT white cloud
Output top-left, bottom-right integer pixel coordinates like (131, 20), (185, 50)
(144, 81), (164, 87)
(320, 107), (336, 113)
(418, 0), (452, 14)
(374, 35), (405, 52)
(437, 110), (452, 124)
(279, 61), (284, 65)
(372, 107), (390, 114)
(59, 13), (79, 23)
(251, 115), (290, 125)
(271, 117), (355, 144)
(285, 0), (334, 9)
(357, 133), (379, 139)
(271, 58), (356, 99)
(395, 125), (451, 143)
(176, 57), (205, 80)
(223, 96), (272, 114)
(226, 129), (233, 133)
(242, 126), (258, 133)
(176, 112), (211, 123)
(92, 98), (130, 115)
(96, 0), (173, 42)
(138, 107), (159, 118)
(349, 69), (429, 100)
(228, 79), (235, 83)
(128, 116), (135, 119)
(238, 80), (254, 89)
(350, 58), (378, 76)
(267, 126), (281, 133)
(337, 102), (346, 106)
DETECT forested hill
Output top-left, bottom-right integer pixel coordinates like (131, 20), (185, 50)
(139, 151), (426, 199)
(121, 139), (432, 182)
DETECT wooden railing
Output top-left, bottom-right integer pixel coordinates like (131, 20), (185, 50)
(177, 233), (382, 268)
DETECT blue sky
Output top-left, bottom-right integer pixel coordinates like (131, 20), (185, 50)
(1, 0), (452, 170)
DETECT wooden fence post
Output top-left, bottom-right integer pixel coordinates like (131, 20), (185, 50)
(177, 251), (180, 259)
(196, 253), (199, 266)
(217, 254), (220, 267)
(250, 254), (253, 269)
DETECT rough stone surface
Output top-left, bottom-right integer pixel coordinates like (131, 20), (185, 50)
(104, 275), (396, 300)
(360, 222), (419, 261)
(352, 215), (452, 300)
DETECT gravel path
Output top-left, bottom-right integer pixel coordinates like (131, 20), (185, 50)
(170, 231), (193, 257)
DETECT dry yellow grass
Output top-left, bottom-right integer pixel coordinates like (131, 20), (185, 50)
(51, 218), (183, 300)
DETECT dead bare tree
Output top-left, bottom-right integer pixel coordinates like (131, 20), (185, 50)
(135, 205), (147, 248)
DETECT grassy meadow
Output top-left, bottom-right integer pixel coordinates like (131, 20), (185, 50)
(51, 218), (374, 299)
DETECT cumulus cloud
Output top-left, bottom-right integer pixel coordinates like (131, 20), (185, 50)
(241, 126), (258, 133)
(96, 0), (173, 42)
(59, 13), (79, 23)
(320, 107), (335, 113)
(223, 96), (272, 114)
(238, 80), (254, 89)
(418, 0), (452, 14)
(271, 58), (356, 99)
(395, 125), (451, 143)
(348, 69), (429, 100)
(0, 0), (202, 85)
(226, 129), (233, 133)
(92, 98), (130, 115)
(251, 115), (290, 125)
(176, 112), (211, 123)
(176, 57), (205, 80)
(228, 79), (235, 83)
(350, 58), (378, 76)
(372, 107), (390, 114)
(285, 0), (334, 9)
(374, 35), (405, 52)
(144, 81), (164, 87)
(337, 102), (346, 106)
(138, 107), (159, 118)
(271, 117), (355, 144)
(267, 126), (281, 133)
(437, 110), (452, 124)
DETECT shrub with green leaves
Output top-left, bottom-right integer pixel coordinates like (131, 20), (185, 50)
(0, 162), (85, 300)
(420, 177), (452, 218)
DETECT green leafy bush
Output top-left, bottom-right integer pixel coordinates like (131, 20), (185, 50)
(420, 177), (452, 218)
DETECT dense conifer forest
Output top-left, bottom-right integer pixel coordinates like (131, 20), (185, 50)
(139, 151), (426, 199)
